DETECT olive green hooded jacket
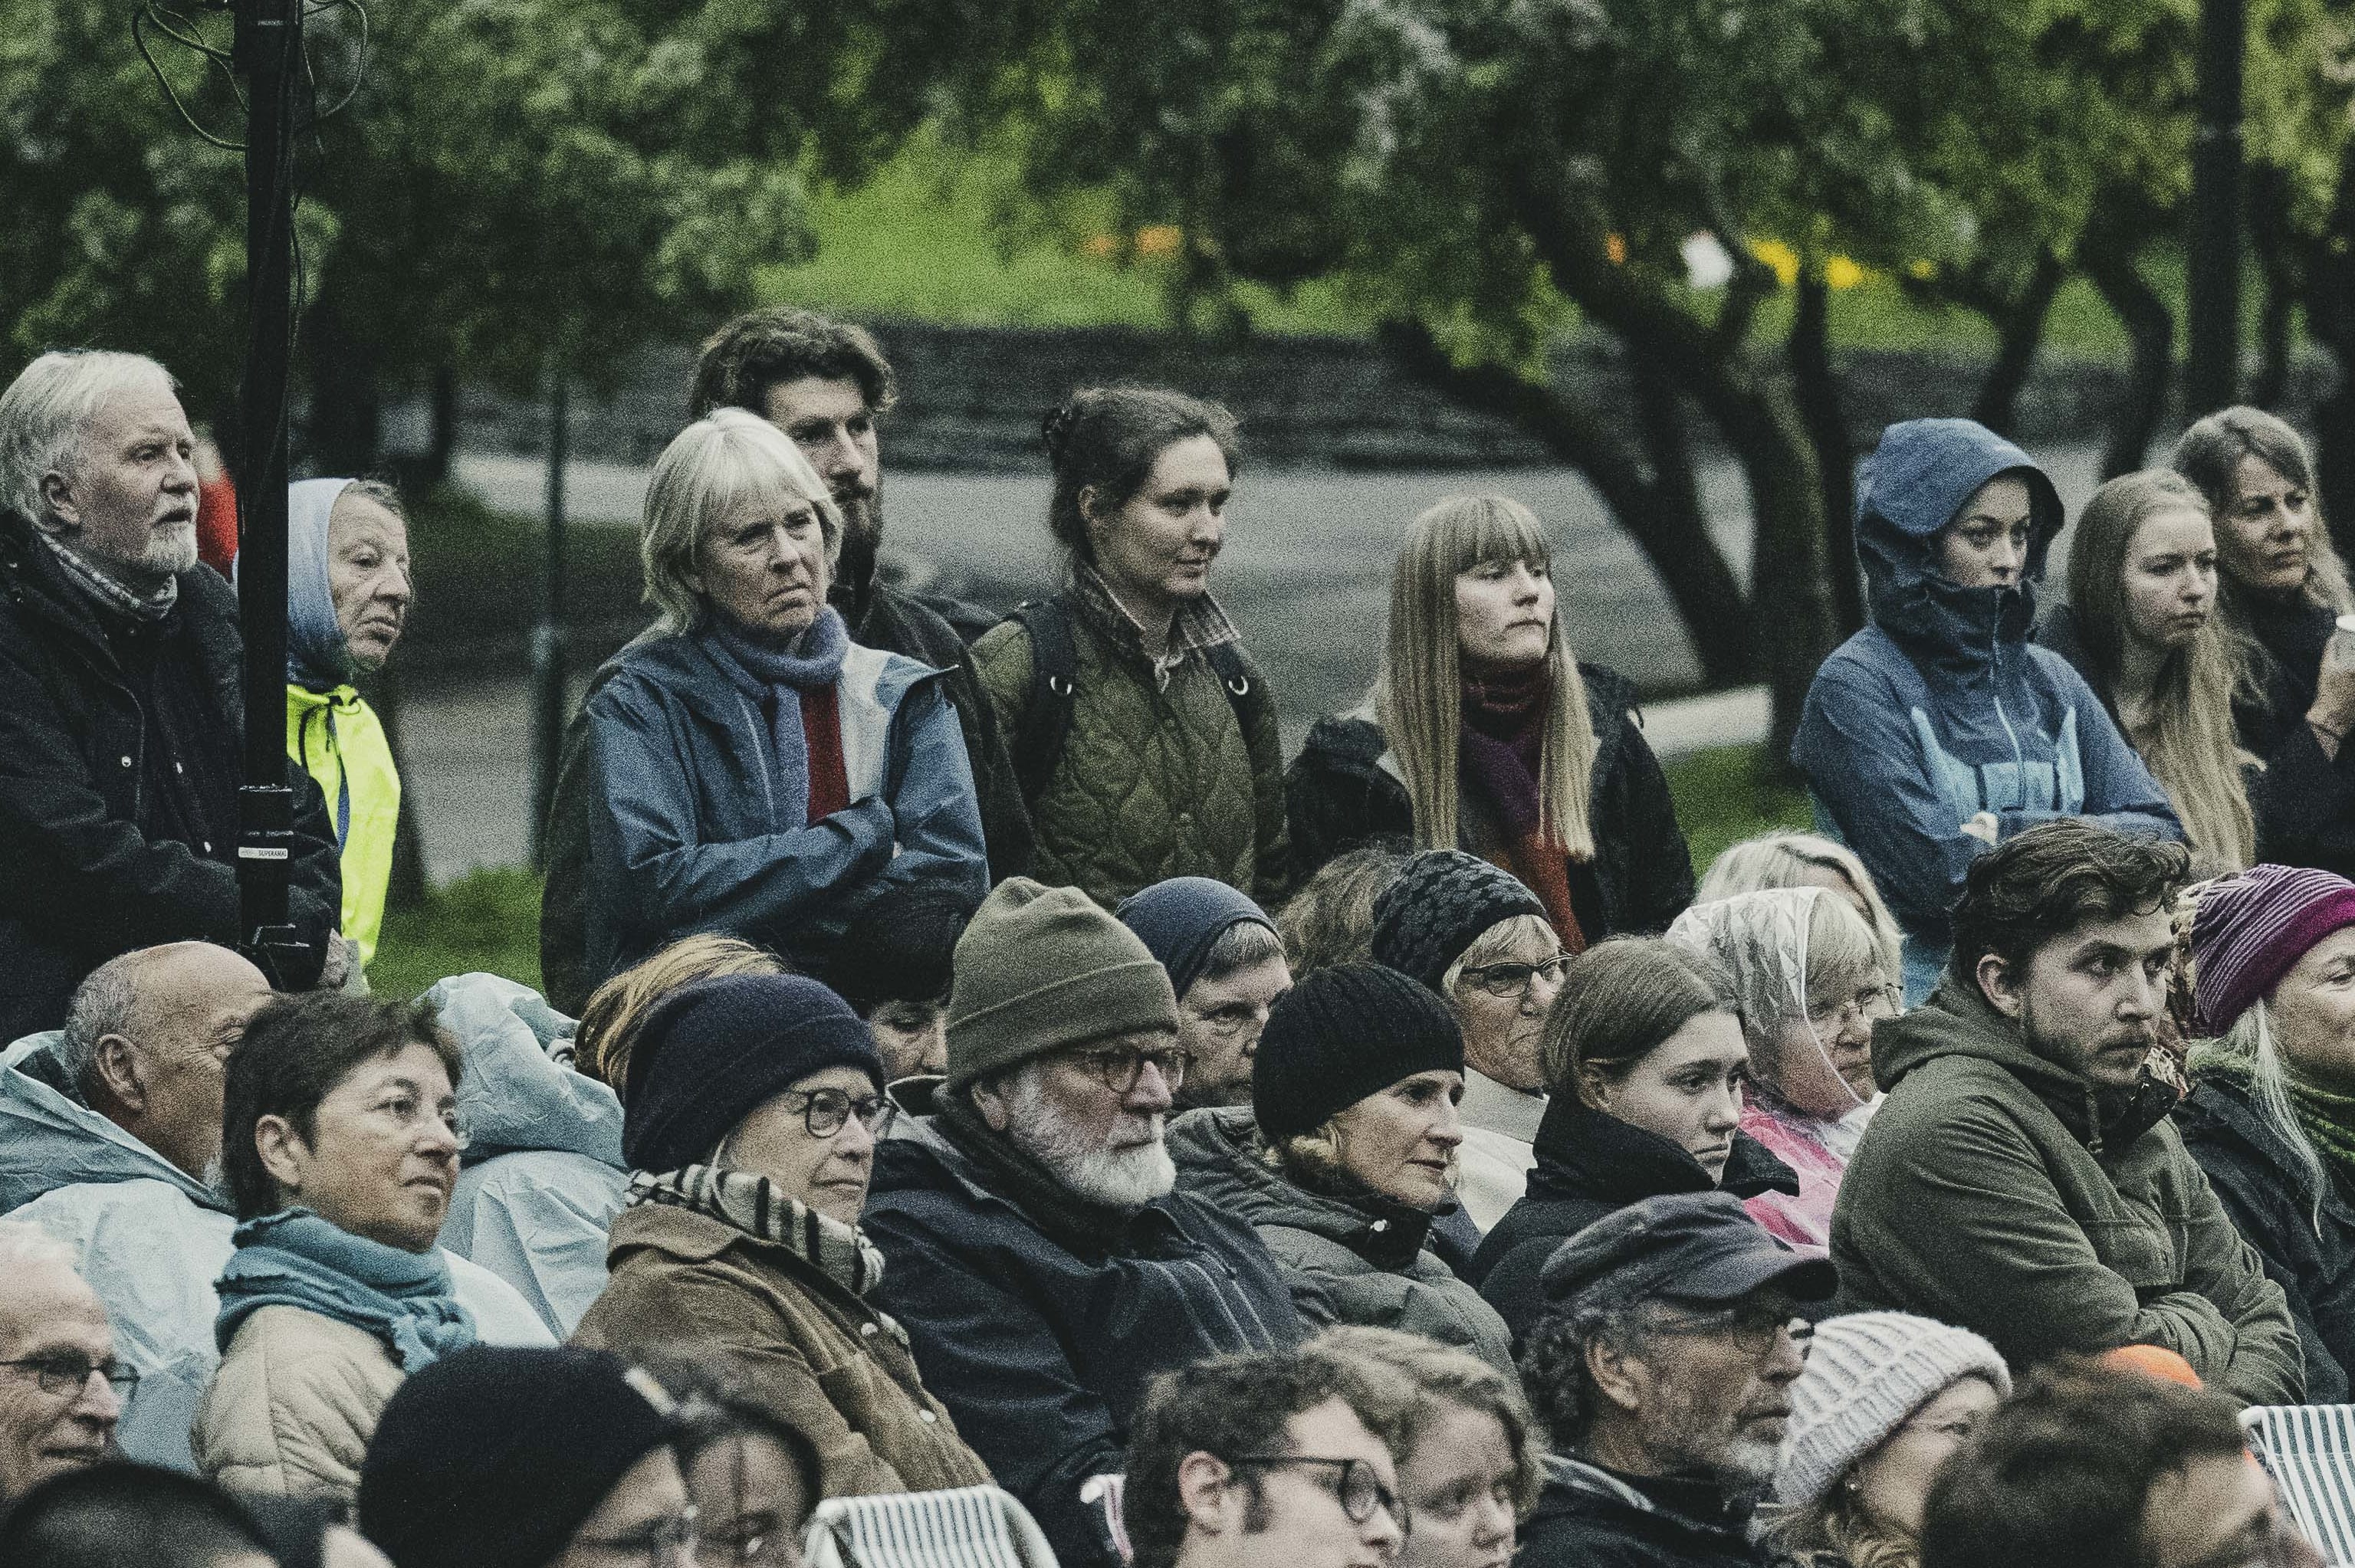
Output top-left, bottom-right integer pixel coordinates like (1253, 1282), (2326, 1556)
(1830, 977), (2303, 1406)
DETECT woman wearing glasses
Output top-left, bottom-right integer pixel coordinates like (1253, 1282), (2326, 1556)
(1169, 963), (1518, 1377)
(571, 972), (989, 1501)
(1759, 1312), (2009, 1568)
(1470, 940), (1800, 1342)
(198, 995), (553, 1501)
(1287, 492), (1695, 940)
(1668, 887), (1897, 1248)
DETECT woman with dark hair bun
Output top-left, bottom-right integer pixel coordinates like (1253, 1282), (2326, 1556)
(971, 387), (1287, 910)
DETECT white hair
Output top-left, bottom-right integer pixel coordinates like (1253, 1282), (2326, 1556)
(997, 1060), (1176, 1209)
(0, 351), (179, 526)
(639, 407), (842, 635)
(0, 1220), (78, 1280)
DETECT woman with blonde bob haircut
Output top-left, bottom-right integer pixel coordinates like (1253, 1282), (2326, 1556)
(2038, 470), (2260, 877)
(1288, 494), (1694, 947)
(1700, 832), (1905, 982)
(578, 408), (987, 989)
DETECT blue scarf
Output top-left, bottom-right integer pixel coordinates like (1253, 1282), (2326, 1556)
(699, 606), (851, 829)
(214, 1209), (477, 1372)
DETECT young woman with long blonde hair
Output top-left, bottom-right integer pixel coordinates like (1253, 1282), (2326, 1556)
(1286, 494), (1694, 947)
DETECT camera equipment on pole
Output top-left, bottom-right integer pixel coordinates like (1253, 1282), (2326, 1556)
(232, 0), (307, 981)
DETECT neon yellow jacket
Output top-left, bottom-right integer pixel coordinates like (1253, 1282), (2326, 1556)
(285, 685), (400, 969)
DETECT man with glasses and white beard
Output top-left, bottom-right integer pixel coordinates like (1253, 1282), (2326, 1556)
(865, 878), (1303, 1568)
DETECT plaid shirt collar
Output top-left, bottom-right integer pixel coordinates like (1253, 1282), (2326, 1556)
(1070, 562), (1238, 684)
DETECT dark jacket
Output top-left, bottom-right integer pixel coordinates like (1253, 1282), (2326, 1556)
(862, 1118), (1301, 1568)
(0, 512), (337, 1035)
(1165, 1107), (1516, 1376)
(2176, 1071), (2355, 1403)
(1792, 422), (2181, 999)
(1284, 663), (1693, 939)
(538, 579), (1029, 1015)
(1518, 1456), (1768, 1568)
(1830, 978), (2303, 1404)
(1470, 1093), (1798, 1344)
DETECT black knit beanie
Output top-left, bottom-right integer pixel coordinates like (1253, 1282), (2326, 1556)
(1370, 849), (1549, 993)
(623, 973), (881, 1172)
(825, 881), (981, 1015)
(1253, 963), (1464, 1142)
(359, 1347), (681, 1568)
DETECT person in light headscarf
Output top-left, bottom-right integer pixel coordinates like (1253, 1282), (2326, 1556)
(1668, 886), (1897, 1245)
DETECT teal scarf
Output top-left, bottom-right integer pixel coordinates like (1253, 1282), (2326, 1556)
(214, 1209), (476, 1371)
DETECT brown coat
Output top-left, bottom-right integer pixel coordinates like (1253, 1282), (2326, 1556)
(571, 1202), (990, 1498)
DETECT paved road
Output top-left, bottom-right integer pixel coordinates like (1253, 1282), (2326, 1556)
(405, 444), (2111, 882)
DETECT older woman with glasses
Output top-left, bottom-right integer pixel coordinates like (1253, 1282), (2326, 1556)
(571, 973), (990, 1501)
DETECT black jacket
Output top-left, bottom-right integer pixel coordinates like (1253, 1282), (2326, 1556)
(1471, 1093), (1798, 1343)
(1519, 1457), (1769, 1568)
(1283, 663), (1693, 939)
(2176, 1072), (2355, 1402)
(0, 512), (338, 1036)
(862, 1119), (1302, 1568)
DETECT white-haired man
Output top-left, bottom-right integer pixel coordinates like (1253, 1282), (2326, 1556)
(0, 1220), (125, 1507)
(865, 878), (1303, 1568)
(0, 351), (342, 1038)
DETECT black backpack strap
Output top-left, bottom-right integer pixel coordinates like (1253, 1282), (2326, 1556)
(1009, 595), (1079, 804)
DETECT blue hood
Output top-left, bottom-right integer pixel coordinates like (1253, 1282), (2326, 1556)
(1857, 418), (2064, 666)
(0, 1032), (227, 1215)
(425, 973), (625, 1168)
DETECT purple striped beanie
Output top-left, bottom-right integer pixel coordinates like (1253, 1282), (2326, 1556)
(2190, 864), (2355, 1036)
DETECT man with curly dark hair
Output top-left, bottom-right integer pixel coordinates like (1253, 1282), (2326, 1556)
(1831, 818), (2302, 1403)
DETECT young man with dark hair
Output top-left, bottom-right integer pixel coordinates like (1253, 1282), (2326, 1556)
(1921, 1361), (2322, 1568)
(1126, 1349), (1407, 1568)
(1831, 818), (2303, 1402)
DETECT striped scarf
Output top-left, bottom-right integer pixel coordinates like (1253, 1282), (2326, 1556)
(629, 1164), (888, 1298)
(35, 528), (177, 622)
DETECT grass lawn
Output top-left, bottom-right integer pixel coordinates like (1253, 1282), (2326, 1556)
(366, 742), (1808, 1006)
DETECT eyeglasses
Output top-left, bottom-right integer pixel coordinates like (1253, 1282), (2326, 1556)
(780, 1087), (893, 1140)
(1652, 1298), (1812, 1359)
(572, 1509), (699, 1566)
(366, 1087), (471, 1152)
(1457, 952), (1574, 999)
(0, 1356), (140, 1399)
(1230, 1455), (1408, 1531)
(1805, 984), (1900, 1034)
(1068, 1045), (1194, 1094)
(698, 1520), (786, 1565)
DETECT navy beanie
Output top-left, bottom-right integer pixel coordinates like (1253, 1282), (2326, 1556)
(826, 881), (981, 1015)
(1253, 963), (1463, 1142)
(359, 1347), (681, 1568)
(623, 973), (881, 1173)
(1116, 877), (1280, 999)
(1371, 850), (1549, 993)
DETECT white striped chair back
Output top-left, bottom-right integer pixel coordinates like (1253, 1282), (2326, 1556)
(800, 1484), (1060, 1568)
(2243, 1403), (2355, 1563)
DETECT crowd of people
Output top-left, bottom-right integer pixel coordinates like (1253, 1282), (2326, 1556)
(3, 315), (2355, 1568)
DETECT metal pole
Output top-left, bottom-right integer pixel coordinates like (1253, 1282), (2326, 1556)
(2186, 0), (2246, 417)
(527, 366), (569, 868)
(234, 0), (304, 969)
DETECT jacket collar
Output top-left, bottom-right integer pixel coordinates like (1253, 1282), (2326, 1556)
(0, 1032), (230, 1214)
(1534, 1455), (1755, 1547)
(1167, 1107), (1434, 1269)
(2185, 1071), (2347, 1217)
(882, 1111), (1196, 1262)
(622, 1166), (892, 1299)
(1526, 1094), (1797, 1206)
(1460, 1069), (1546, 1143)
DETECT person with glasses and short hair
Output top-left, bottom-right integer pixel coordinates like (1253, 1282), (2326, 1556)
(865, 878), (1302, 1568)
(196, 994), (553, 1503)
(1472, 940), (1801, 1344)
(0, 1221), (126, 1507)
(1517, 1191), (1834, 1568)
(573, 972), (987, 1501)
(1372, 851), (1570, 1234)
(1118, 876), (1291, 1114)
(1171, 964), (1516, 1376)
(1126, 1347), (1410, 1568)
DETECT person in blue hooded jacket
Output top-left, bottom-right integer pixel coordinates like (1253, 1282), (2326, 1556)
(1793, 418), (2182, 1001)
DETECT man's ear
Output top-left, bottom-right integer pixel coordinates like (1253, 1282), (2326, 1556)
(1976, 952), (2025, 1020)
(1175, 1452), (1236, 1537)
(1585, 1333), (1648, 1417)
(970, 1074), (1013, 1134)
(90, 1035), (146, 1114)
(253, 1114), (305, 1198)
(38, 470), (80, 528)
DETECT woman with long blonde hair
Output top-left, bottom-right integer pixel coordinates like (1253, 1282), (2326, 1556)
(1286, 494), (1694, 946)
(2038, 470), (2258, 876)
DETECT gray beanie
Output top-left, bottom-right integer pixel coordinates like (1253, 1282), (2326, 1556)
(1771, 1311), (2012, 1515)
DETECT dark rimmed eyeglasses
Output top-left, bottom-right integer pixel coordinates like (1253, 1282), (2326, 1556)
(779, 1087), (893, 1140)
(0, 1356), (139, 1399)
(1066, 1045), (1194, 1094)
(570, 1507), (698, 1566)
(1651, 1297), (1813, 1359)
(1457, 953), (1574, 999)
(1229, 1455), (1409, 1531)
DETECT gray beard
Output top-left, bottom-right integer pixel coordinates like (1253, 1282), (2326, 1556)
(1003, 1071), (1176, 1209)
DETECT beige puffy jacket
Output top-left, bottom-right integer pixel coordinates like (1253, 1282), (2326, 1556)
(192, 1305), (403, 1501)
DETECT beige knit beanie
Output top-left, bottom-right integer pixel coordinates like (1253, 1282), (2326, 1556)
(1770, 1311), (2012, 1516)
(944, 878), (1179, 1091)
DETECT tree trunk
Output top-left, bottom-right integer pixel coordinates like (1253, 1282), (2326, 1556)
(1790, 271), (1862, 636)
(2250, 168), (2298, 411)
(2081, 238), (2176, 479)
(2304, 157), (2355, 561)
(304, 282), (384, 477)
(1969, 252), (2067, 438)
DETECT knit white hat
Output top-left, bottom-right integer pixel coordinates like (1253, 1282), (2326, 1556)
(1772, 1312), (2012, 1514)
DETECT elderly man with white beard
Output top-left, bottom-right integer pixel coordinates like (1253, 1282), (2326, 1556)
(865, 878), (1304, 1568)
(0, 351), (341, 1039)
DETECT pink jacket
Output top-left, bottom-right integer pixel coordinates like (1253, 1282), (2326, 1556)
(1738, 1101), (1847, 1248)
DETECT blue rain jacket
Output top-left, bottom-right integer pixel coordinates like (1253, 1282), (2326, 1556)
(1792, 420), (2181, 999)
(428, 972), (628, 1338)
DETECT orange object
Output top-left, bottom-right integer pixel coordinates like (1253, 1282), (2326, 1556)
(2101, 1344), (2205, 1389)
(196, 471), (238, 577)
